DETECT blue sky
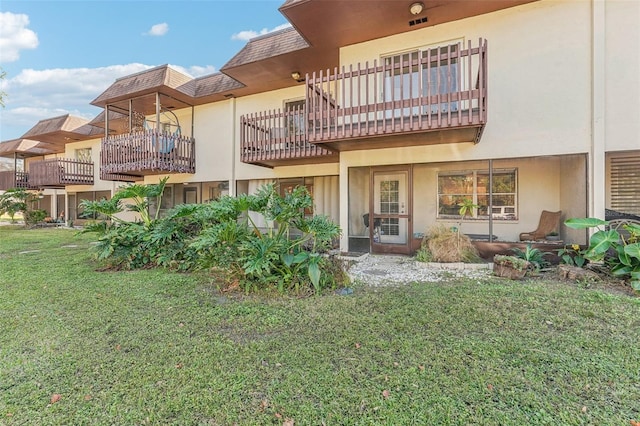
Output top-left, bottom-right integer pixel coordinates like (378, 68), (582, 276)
(0, 0), (290, 141)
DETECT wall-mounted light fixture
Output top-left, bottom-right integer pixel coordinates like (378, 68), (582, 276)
(409, 2), (424, 15)
(291, 71), (304, 82)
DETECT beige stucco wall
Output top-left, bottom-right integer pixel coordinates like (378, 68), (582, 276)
(64, 137), (116, 193)
(339, 0), (593, 160)
(604, 0), (640, 152)
(234, 86), (308, 181)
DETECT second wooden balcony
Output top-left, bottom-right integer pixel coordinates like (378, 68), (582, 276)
(29, 159), (94, 188)
(100, 130), (195, 178)
(0, 170), (33, 190)
(240, 108), (338, 167)
(240, 38), (488, 163)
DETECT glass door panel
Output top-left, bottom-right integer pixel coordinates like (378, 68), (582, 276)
(372, 170), (410, 251)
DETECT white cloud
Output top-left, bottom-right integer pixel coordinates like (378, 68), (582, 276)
(231, 23), (292, 41)
(0, 12), (39, 63)
(169, 64), (217, 78)
(0, 62), (217, 140)
(145, 22), (169, 36)
(0, 64), (152, 138)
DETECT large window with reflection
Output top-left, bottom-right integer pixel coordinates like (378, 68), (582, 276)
(437, 169), (517, 220)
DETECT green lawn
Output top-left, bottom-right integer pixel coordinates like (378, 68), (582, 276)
(1, 226), (638, 425)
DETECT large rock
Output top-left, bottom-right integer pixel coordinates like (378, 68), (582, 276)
(557, 264), (600, 281)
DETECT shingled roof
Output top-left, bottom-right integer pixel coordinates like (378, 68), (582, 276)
(193, 73), (245, 98)
(221, 26), (309, 70)
(21, 115), (90, 139)
(0, 138), (58, 157)
(91, 65), (196, 107)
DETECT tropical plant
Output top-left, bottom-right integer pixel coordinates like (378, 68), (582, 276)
(556, 244), (587, 268)
(80, 181), (344, 293)
(23, 209), (47, 227)
(80, 177), (169, 227)
(237, 183), (341, 293)
(565, 217), (640, 291)
(457, 198), (479, 218)
(511, 244), (551, 271)
(0, 188), (28, 223)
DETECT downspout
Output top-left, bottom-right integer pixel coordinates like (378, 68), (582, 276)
(590, 0), (606, 223)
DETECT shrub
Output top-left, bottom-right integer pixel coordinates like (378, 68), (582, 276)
(494, 254), (529, 271)
(81, 180), (344, 294)
(565, 217), (640, 291)
(511, 244), (551, 271)
(24, 209), (47, 227)
(415, 246), (433, 262)
(556, 244), (587, 267)
(421, 224), (479, 263)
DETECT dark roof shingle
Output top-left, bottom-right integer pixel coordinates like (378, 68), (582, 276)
(222, 26), (309, 70)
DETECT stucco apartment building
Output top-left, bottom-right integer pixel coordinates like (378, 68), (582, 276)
(1, 0), (638, 255)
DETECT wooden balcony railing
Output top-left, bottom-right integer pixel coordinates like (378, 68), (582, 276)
(240, 38), (488, 161)
(100, 130), (195, 177)
(240, 107), (338, 167)
(0, 171), (32, 190)
(306, 38), (487, 148)
(29, 158), (94, 188)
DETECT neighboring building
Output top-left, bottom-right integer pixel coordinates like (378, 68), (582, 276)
(1, 0), (638, 254)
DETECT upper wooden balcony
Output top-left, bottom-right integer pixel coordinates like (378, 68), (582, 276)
(29, 158), (94, 188)
(240, 39), (487, 163)
(0, 170), (33, 191)
(240, 107), (338, 167)
(100, 130), (195, 178)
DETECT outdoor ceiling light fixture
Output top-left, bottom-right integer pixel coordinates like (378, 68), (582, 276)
(291, 71), (304, 82)
(410, 2), (424, 15)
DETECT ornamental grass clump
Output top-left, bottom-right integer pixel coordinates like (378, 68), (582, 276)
(420, 224), (480, 263)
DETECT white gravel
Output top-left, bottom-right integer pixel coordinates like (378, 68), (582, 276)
(345, 254), (493, 287)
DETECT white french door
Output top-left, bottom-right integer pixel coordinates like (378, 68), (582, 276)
(371, 169), (411, 253)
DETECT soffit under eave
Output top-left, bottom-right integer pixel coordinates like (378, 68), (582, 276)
(279, 0), (539, 48)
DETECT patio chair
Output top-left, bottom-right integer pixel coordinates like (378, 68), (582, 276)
(519, 210), (562, 241)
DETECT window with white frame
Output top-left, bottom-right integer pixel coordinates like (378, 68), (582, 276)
(382, 41), (461, 117)
(75, 148), (92, 163)
(437, 169), (517, 220)
(284, 99), (305, 137)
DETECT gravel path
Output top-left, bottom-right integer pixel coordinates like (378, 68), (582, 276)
(345, 254), (493, 287)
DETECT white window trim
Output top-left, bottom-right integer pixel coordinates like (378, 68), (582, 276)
(437, 168), (518, 221)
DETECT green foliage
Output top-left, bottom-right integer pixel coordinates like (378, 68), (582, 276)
(457, 197), (479, 218)
(236, 184), (343, 293)
(0, 188), (28, 223)
(81, 181), (344, 293)
(79, 197), (122, 222)
(0, 189), (48, 226)
(557, 244), (587, 267)
(23, 209), (47, 226)
(2, 227), (640, 424)
(511, 244), (551, 271)
(188, 220), (248, 271)
(493, 254), (529, 271)
(565, 217), (640, 290)
(415, 246), (433, 262)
